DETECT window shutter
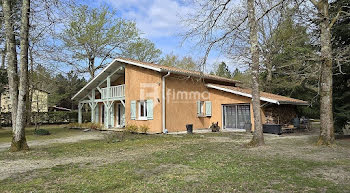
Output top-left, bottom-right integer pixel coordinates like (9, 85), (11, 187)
(205, 101), (212, 117)
(95, 104), (99, 123)
(147, 99), (153, 120)
(197, 101), (201, 116)
(131, 100), (136, 120)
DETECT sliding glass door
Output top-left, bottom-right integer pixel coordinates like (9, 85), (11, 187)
(223, 104), (251, 129)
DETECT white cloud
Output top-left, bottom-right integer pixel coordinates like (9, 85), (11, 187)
(103, 0), (193, 38)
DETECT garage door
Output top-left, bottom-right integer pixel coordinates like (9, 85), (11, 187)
(223, 104), (251, 130)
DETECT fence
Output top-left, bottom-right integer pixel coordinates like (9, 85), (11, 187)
(0, 111), (91, 127)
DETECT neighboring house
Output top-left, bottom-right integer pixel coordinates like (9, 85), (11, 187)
(1, 86), (49, 113)
(72, 58), (308, 133)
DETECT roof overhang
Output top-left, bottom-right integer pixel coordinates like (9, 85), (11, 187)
(72, 59), (122, 101)
(206, 84), (308, 106)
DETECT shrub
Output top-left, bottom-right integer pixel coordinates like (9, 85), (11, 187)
(139, 125), (150, 134)
(210, 122), (220, 132)
(125, 125), (139, 133)
(34, 129), (50, 135)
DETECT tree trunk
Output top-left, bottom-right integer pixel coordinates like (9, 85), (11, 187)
(26, 48), (34, 126)
(3, 0), (19, 131)
(10, 0), (30, 152)
(315, 0), (335, 145)
(247, 0), (264, 146)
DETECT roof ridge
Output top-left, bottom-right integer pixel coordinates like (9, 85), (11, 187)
(116, 57), (240, 83)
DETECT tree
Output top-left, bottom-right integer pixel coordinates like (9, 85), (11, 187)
(259, 14), (320, 118)
(213, 62), (232, 78)
(121, 38), (162, 63)
(59, 5), (138, 79)
(331, 0), (350, 134)
(50, 71), (86, 109)
(160, 54), (200, 71)
(309, 0), (340, 145)
(3, 0), (30, 151)
(246, 0), (264, 146)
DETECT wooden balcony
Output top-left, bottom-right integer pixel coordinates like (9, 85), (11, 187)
(101, 84), (125, 99)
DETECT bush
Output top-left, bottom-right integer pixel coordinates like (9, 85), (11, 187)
(210, 122), (220, 132)
(139, 125), (150, 134)
(125, 125), (139, 133)
(34, 129), (51, 135)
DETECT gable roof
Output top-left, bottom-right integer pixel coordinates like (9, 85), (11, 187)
(72, 58), (239, 101)
(206, 84), (308, 105)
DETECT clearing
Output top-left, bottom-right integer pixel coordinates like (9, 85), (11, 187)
(0, 126), (349, 192)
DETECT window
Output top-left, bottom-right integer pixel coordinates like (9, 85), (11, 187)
(197, 101), (205, 117)
(138, 100), (148, 120)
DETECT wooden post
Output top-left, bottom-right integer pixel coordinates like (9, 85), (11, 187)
(91, 89), (95, 123)
(104, 102), (109, 128)
(107, 76), (111, 98)
(78, 103), (82, 124)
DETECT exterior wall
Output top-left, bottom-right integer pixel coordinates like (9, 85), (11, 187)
(164, 76), (265, 132)
(31, 90), (49, 113)
(1, 89), (48, 113)
(209, 88), (266, 131)
(124, 64), (162, 133)
(165, 76), (211, 132)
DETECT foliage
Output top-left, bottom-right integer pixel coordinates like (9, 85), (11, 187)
(125, 124), (139, 133)
(260, 15), (319, 118)
(50, 71), (87, 109)
(1, 111), (90, 127)
(331, 0), (350, 133)
(33, 128), (50, 135)
(60, 5), (139, 78)
(121, 38), (162, 63)
(212, 62), (232, 78)
(139, 125), (150, 134)
(160, 53), (200, 71)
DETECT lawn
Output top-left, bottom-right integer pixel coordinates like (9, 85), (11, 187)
(0, 130), (349, 192)
(0, 124), (85, 143)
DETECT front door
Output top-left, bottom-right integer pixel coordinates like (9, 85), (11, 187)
(223, 104), (251, 130)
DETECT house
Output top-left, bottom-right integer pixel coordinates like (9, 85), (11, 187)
(72, 58), (308, 133)
(1, 86), (49, 113)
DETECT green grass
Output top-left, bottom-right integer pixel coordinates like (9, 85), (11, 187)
(0, 131), (349, 192)
(0, 124), (83, 143)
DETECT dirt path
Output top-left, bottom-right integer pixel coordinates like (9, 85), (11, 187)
(0, 132), (105, 152)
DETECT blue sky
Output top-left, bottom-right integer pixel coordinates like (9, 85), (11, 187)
(78, 0), (244, 73)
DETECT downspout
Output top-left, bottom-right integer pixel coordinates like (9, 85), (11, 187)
(162, 72), (171, 133)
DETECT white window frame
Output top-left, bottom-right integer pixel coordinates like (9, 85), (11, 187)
(138, 100), (148, 120)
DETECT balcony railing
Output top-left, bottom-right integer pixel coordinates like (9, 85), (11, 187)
(101, 84), (125, 99)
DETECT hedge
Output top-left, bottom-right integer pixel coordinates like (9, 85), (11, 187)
(0, 111), (91, 126)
